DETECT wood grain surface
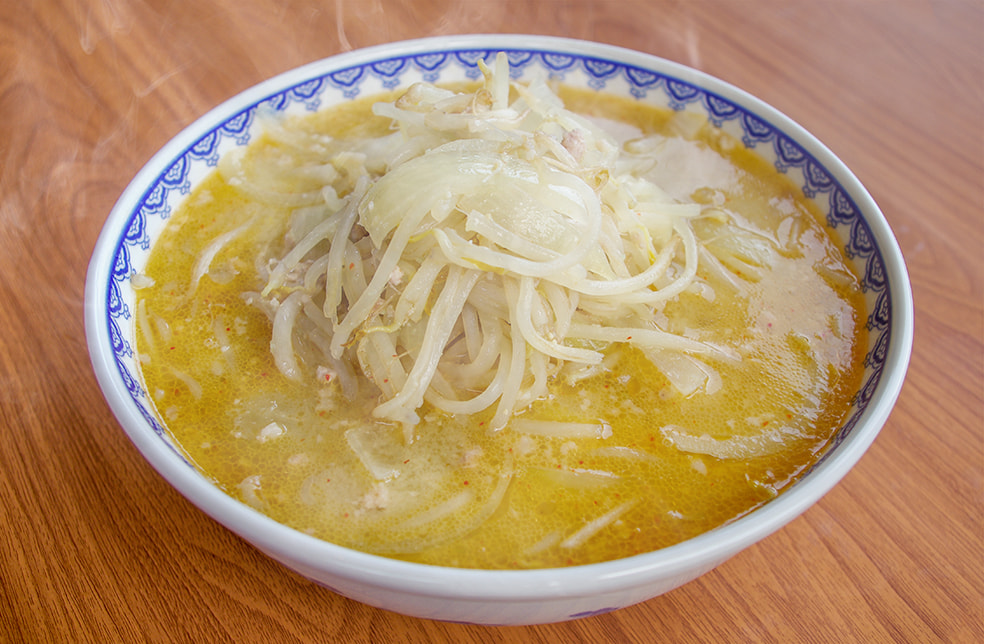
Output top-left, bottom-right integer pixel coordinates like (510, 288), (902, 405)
(1, 1), (981, 641)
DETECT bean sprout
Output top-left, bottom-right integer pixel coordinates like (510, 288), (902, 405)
(235, 53), (729, 437)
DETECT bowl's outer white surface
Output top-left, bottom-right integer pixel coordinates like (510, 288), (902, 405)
(84, 34), (913, 625)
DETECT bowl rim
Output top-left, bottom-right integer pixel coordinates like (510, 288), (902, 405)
(84, 34), (914, 600)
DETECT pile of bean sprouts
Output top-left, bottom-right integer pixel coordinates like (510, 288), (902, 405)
(220, 53), (731, 440)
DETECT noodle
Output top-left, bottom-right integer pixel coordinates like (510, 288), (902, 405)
(243, 54), (722, 433)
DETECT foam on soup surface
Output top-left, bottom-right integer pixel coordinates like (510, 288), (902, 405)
(134, 81), (866, 569)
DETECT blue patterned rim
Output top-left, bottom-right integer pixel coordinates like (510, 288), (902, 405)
(103, 47), (892, 475)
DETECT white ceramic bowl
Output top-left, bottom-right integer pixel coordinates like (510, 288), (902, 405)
(85, 35), (913, 625)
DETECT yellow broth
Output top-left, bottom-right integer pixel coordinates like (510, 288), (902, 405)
(134, 88), (866, 569)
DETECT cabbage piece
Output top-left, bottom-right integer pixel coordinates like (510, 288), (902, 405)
(660, 423), (806, 460)
(644, 348), (722, 396)
(359, 143), (502, 246)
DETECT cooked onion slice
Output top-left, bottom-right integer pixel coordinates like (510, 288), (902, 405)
(560, 500), (637, 549)
(367, 469), (514, 555)
(531, 466), (620, 489)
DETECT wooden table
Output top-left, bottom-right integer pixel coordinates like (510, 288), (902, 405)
(2, 1), (981, 641)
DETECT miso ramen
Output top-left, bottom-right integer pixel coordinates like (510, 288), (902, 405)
(134, 55), (866, 569)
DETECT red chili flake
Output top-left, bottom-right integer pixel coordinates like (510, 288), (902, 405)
(348, 262), (355, 269)
(478, 421), (485, 426)
(762, 421), (770, 427)
(260, 372), (268, 377)
(463, 480), (470, 486)
(169, 346), (176, 350)
(326, 478), (331, 482)
(403, 459), (410, 464)
(324, 374), (332, 382)
(226, 327), (231, 332)
(343, 512), (349, 518)
(626, 336), (632, 340)
(579, 460), (584, 465)
(382, 378), (389, 383)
